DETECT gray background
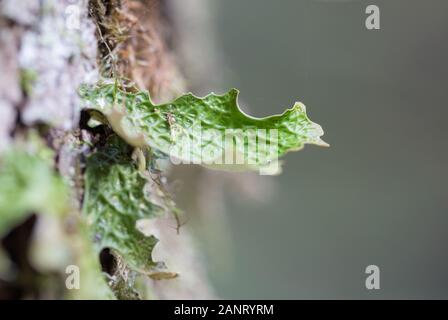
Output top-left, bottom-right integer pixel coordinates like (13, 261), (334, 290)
(188, 0), (448, 299)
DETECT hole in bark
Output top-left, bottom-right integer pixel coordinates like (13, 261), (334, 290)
(99, 248), (116, 275)
(0, 214), (39, 299)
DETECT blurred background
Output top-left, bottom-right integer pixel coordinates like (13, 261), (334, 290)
(174, 0), (448, 299)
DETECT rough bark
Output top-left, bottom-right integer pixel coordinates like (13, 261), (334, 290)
(0, 0), (214, 299)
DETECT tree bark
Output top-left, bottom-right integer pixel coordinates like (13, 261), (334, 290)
(0, 0), (214, 299)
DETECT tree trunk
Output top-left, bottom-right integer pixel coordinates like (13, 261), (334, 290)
(0, 0), (214, 299)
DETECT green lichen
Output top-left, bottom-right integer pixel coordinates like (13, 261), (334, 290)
(80, 80), (328, 174)
(0, 139), (113, 299)
(83, 135), (176, 279)
(79, 79), (328, 297)
(19, 69), (38, 96)
(0, 144), (66, 236)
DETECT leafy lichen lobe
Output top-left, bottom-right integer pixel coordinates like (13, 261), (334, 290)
(80, 81), (328, 171)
